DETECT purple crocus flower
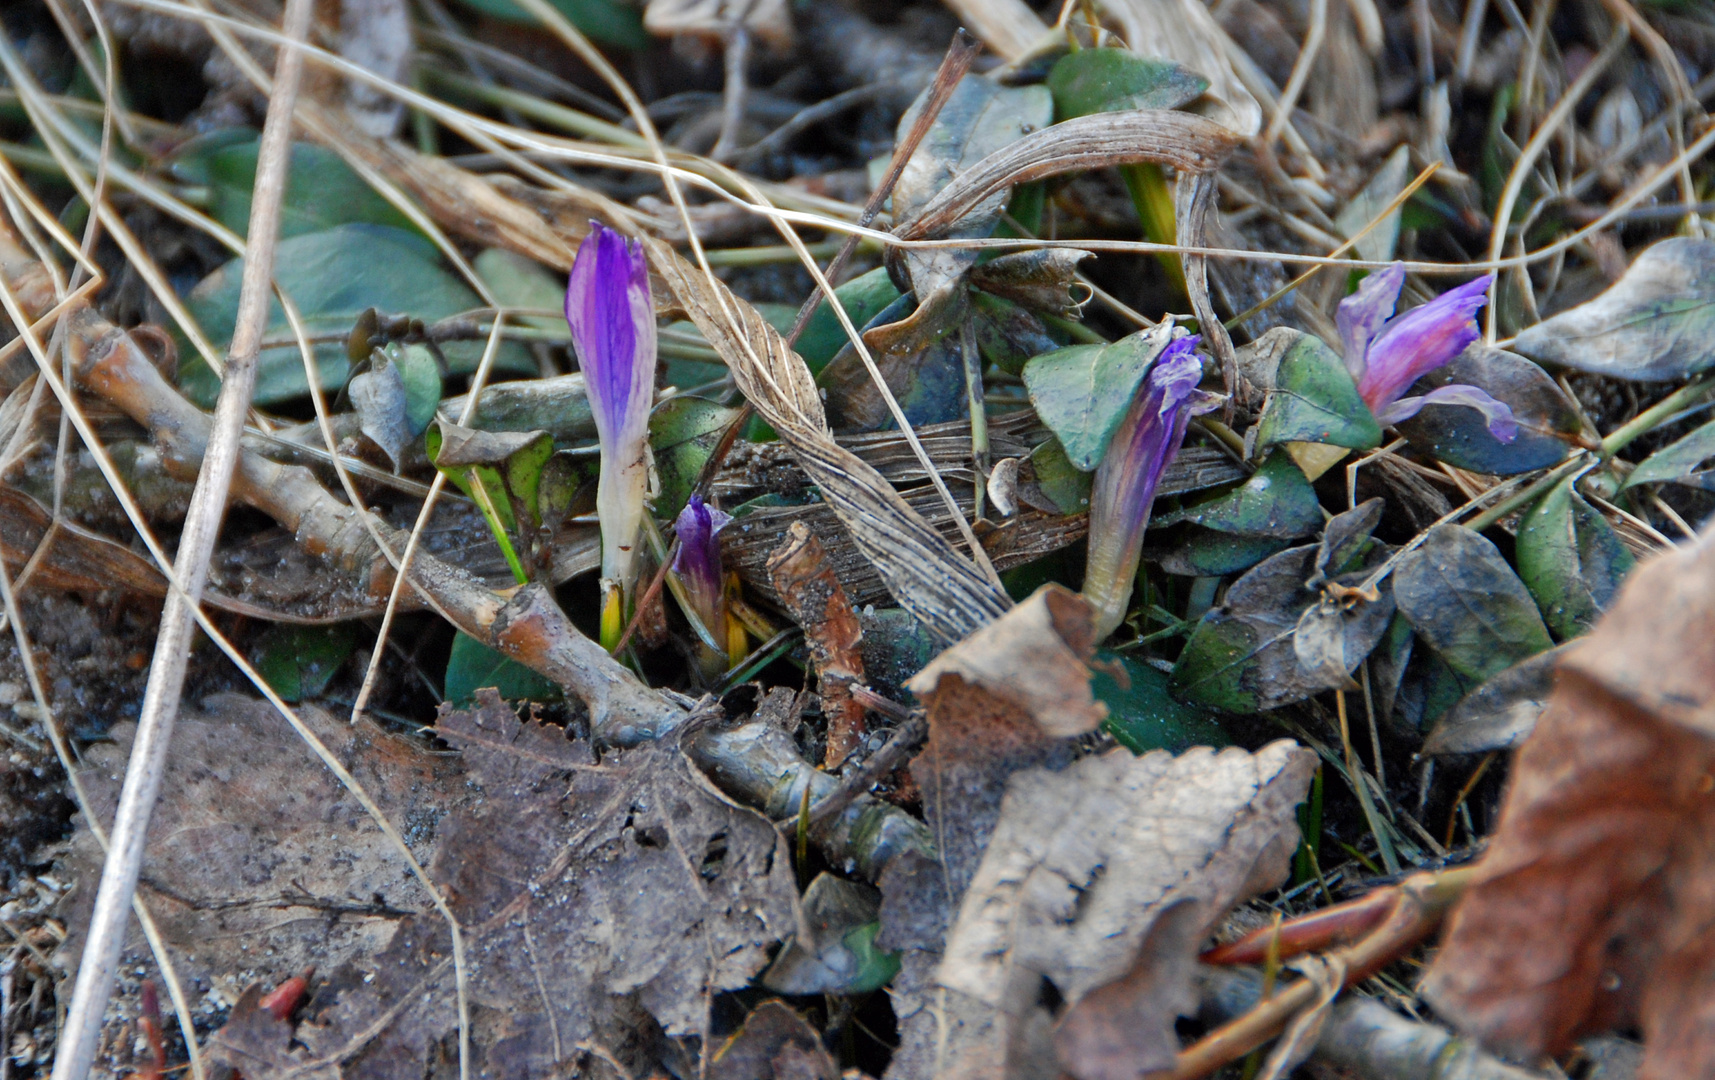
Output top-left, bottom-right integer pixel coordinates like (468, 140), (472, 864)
(566, 222), (657, 650)
(1338, 264), (1518, 441)
(1086, 335), (1221, 639)
(671, 495), (732, 643)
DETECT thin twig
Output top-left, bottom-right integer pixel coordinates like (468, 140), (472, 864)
(51, 0), (315, 1073)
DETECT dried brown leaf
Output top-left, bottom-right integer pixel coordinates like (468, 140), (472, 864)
(288, 691), (798, 1078)
(707, 1000), (838, 1080)
(57, 695), (464, 998)
(646, 236), (1011, 643)
(903, 741), (1314, 1080)
(767, 522), (867, 768)
(1423, 534), (1715, 1077)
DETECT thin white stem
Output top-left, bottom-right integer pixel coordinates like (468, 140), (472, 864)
(50, 0), (315, 1073)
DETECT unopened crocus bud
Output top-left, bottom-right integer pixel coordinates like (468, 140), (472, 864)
(1085, 336), (1221, 640)
(1338, 264), (1518, 440)
(671, 495), (732, 643)
(565, 222), (657, 650)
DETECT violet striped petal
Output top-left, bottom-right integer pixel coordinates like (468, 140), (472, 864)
(1356, 273), (1495, 415)
(1336, 263), (1405, 384)
(1085, 336), (1220, 639)
(1377, 383), (1519, 442)
(671, 495), (732, 633)
(565, 221), (658, 600)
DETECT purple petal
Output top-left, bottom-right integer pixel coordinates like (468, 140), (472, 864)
(1357, 273), (1495, 414)
(671, 494), (732, 630)
(1085, 335), (1212, 638)
(1377, 384), (1519, 442)
(1336, 263), (1405, 384)
(566, 222), (656, 447)
(566, 221), (658, 590)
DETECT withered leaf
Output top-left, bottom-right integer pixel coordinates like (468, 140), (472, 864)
(1423, 533), (1715, 1077)
(707, 1000), (839, 1080)
(57, 694), (463, 999)
(916, 741), (1314, 1080)
(767, 522), (866, 768)
(66, 690), (799, 1079)
(286, 690), (800, 1079)
(895, 111), (1241, 241)
(646, 235), (1011, 643)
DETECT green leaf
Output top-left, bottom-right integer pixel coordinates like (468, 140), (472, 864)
(1253, 332), (1383, 452)
(427, 421), (553, 582)
(1023, 323), (1177, 469)
(1392, 524), (1554, 683)
(841, 921), (903, 994)
(1170, 542), (1395, 713)
(1047, 47), (1209, 120)
(1027, 437), (1091, 514)
(1421, 643), (1569, 755)
(443, 631), (561, 705)
(254, 623), (357, 703)
(794, 268), (903, 373)
(180, 224), (532, 407)
(445, 0), (646, 47)
(1395, 346), (1579, 475)
(392, 343), (443, 436)
(1155, 450), (1321, 539)
(1621, 413), (1715, 489)
(1152, 531), (1290, 577)
(1093, 654), (1229, 753)
(186, 137), (419, 241)
(1515, 474), (1634, 639)
(473, 247), (566, 331)
(650, 397), (741, 520)
(1511, 237), (1715, 381)
(969, 289), (1063, 377)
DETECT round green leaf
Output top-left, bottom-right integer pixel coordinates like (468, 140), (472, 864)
(1023, 323), (1177, 470)
(1047, 47), (1209, 120)
(446, 0), (646, 48)
(1515, 474), (1635, 640)
(254, 623), (358, 703)
(1392, 524), (1554, 683)
(1093, 654), (1229, 753)
(1253, 333), (1383, 452)
(444, 631), (562, 705)
(180, 224), (533, 407)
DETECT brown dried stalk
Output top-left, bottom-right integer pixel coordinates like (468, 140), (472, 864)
(895, 110), (1242, 241)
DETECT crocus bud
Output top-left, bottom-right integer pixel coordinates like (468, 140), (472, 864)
(1338, 265), (1518, 441)
(1085, 336), (1220, 640)
(671, 494), (732, 643)
(565, 222), (657, 649)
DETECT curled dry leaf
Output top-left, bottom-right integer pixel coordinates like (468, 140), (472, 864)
(906, 582), (1105, 739)
(894, 110), (1242, 242)
(646, 235), (1011, 643)
(767, 521), (867, 768)
(920, 741), (1314, 1080)
(707, 1000), (839, 1080)
(1423, 531), (1715, 1077)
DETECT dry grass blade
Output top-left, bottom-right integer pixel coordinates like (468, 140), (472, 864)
(896, 110), (1242, 241)
(647, 236), (1011, 643)
(51, 1), (323, 1075)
